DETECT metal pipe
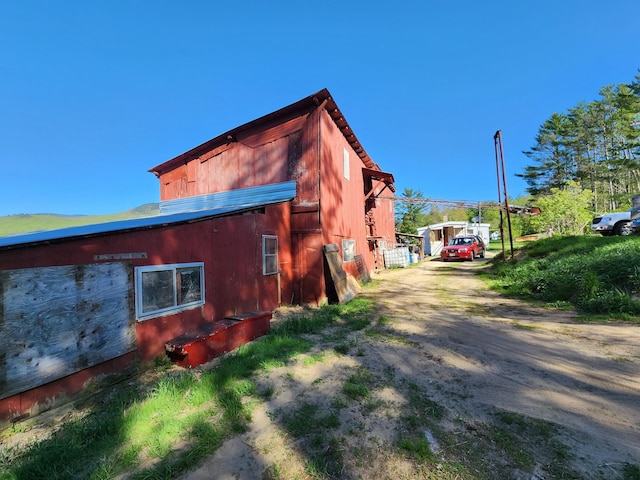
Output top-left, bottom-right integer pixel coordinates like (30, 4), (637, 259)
(494, 131), (506, 260)
(494, 131), (514, 260)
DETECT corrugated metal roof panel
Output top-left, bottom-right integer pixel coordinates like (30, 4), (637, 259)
(160, 181), (296, 215)
(0, 181), (296, 250)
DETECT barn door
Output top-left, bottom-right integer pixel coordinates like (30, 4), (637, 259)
(291, 232), (324, 305)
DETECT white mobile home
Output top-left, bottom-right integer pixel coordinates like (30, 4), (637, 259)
(417, 222), (490, 256)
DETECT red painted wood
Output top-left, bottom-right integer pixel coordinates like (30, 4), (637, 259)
(153, 99), (396, 303)
(165, 312), (271, 368)
(0, 90), (397, 422)
(0, 205), (288, 421)
(0, 352), (136, 423)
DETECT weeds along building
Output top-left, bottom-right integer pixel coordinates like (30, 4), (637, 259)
(0, 88), (396, 422)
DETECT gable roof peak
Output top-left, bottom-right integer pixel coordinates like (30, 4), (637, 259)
(149, 88), (378, 176)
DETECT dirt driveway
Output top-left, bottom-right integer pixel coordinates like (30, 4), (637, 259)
(182, 254), (640, 479)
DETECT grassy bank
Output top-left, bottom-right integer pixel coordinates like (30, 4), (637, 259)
(487, 235), (640, 319)
(0, 204), (159, 238)
(0, 300), (375, 479)
(3, 249), (640, 479)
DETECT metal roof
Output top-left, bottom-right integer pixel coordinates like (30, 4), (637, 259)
(160, 180), (295, 215)
(0, 181), (296, 250)
(417, 221), (491, 236)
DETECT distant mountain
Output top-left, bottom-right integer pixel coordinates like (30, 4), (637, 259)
(0, 203), (160, 238)
(126, 203), (160, 216)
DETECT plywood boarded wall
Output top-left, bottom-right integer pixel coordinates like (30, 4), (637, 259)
(0, 262), (136, 400)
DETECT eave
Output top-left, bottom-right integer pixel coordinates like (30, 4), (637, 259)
(149, 88), (378, 176)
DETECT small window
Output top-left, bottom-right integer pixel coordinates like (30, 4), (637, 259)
(342, 239), (356, 262)
(263, 235), (278, 275)
(135, 263), (204, 321)
(343, 148), (350, 180)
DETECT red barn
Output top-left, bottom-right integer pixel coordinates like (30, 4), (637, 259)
(149, 88), (396, 304)
(0, 89), (396, 423)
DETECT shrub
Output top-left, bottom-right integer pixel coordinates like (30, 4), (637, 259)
(490, 236), (640, 316)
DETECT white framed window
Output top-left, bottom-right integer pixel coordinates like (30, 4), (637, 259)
(262, 235), (278, 275)
(342, 238), (356, 262)
(343, 147), (350, 180)
(135, 262), (204, 321)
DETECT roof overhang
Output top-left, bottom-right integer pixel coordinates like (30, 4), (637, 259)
(363, 167), (396, 202)
(363, 168), (395, 192)
(149, 88), (378, 176)
(417, 221), (468, 233)
(0, 182), (297, 251)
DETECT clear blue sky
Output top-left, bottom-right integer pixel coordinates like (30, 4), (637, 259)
(1, 1), (639, 216)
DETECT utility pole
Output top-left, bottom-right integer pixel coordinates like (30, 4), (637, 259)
(494, 130), (514, 260)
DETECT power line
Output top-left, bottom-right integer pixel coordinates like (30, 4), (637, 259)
(389, 195), (540, 215)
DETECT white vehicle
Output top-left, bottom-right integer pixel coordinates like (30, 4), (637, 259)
(591, 210), (632, 236)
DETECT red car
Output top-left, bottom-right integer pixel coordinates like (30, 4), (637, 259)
(440, 235), (486, 262)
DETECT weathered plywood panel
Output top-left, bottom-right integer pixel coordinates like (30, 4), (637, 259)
(0, 262), (136, 400)
(322, 244), (361, 304)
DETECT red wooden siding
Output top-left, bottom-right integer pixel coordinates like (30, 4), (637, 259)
(317, 107), (372, 278)
(152, 93), (396, 300)
(0, 204), (291, 421)
(0, 89), (397, 423)
(0, 204), (291, 359)
(0, 353), (136, 421)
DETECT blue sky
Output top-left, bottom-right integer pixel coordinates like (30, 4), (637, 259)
(1, 1), (639, 216)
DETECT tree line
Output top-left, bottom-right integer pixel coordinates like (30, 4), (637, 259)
(519, 71), (640, 213)
(396, 70), (640, 237)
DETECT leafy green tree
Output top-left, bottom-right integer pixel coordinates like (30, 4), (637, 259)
(519, 113), (575, 196)
(468, 204), (501, 230)
(519, 70), (640, 214)
(395, 188), (428, 234)
(528, 181), (594, 236)
(422, 204), (444, 226)
(440, 206), (469, 222)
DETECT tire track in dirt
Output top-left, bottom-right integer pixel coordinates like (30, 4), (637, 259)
(182, 254), (639, 479)
(363, 255), (640, 476)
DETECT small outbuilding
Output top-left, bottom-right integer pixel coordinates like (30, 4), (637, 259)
(0, 182), (296, 421)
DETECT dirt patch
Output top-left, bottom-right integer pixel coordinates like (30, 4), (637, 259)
(180, 253), (640, 479)
(5, 254), (637, 479)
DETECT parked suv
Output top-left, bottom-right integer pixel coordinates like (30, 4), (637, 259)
(591, 211), (632, 236)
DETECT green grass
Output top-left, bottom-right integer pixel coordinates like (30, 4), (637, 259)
(3, 270), (639, 479)
(0, 298), (376, 480)
(397, 437), (437, 463)
(342, 368), (373, 400)
(491, 411), (576, 477)
(0, 204), (160, 237)
(488, 235), (640, 318)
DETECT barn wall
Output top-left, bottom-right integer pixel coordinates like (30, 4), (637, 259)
(158, 110), (326, 305)
(369, 180), (396, 245)
(0, 203), (291, 421)
(153, 99), (397, 303)
(288, 109), (326, 304)
(0, 205), (291, 358)
(159, 116), (309, 202)
(0, 352), (135, 423)
(317, 108), (371, 280)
